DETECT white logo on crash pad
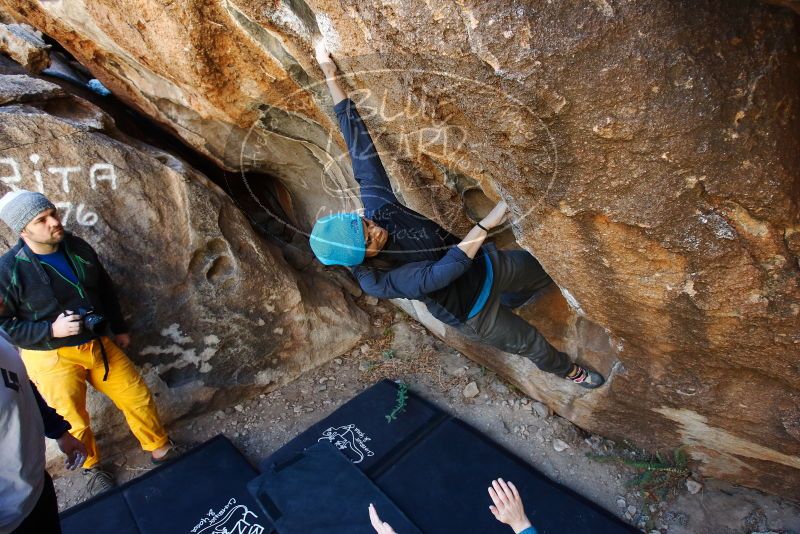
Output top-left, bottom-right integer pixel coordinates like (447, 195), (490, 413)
(318, 424), (375, 464)
(191, 497), (265, 534)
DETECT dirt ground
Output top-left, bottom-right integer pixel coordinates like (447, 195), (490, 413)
(52, 305), (800, 534)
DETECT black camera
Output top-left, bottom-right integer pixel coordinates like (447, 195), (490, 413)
(69, 308), (108, 335)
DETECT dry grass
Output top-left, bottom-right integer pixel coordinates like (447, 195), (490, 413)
(345, 329), (468, 395)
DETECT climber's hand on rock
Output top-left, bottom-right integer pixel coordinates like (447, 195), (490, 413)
(315, 41), (337, 77)
(480, 200), (509, 230)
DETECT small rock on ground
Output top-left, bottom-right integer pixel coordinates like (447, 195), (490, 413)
(463, 382), (479, 398)
(531, 401), (549, 418)
(686, 479), (703, 494)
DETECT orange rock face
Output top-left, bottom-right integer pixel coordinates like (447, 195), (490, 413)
(3, 0), (798, 497)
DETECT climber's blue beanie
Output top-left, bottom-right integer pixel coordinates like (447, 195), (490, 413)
(309, 212), (366, 266)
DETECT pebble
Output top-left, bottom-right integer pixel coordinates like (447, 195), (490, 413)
(360, 344), (370, 354)
(234, 404), (244, 413)
(315, 385), (327, 392)
(214, 410), (224, 419)
(531, 401), (549, 418)
(358, 361), (372, 372)
(445, 365), (467, 377)
(616, 498), (626, 509)
(490, 381), (510, 395)
(686, 479), (702, 494)
(552, 439), (570, 452)
(627, 505), (637, 515)
(463, 382), (480, 398)
(333, 358), (343, 365)
(365, 296), (379, 306)
(293, 406), (302, 413)
(259, 394), (266, 399)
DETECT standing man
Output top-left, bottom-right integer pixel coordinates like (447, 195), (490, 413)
(310, 45), (604, 389)
(0, 328), (86, 534)
(0, 190), (180, 496)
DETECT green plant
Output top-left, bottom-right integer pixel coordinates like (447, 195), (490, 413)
(385, 382), (408, 423)
(588, 447), (690, 527)
(382, 326), (394, 340)
(381, 349), (396, 360)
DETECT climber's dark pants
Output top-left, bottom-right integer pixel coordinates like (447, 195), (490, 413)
(455, 249), (573, 377)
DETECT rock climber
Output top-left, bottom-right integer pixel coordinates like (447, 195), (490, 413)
(309, 44), (605, 389)
(0, 190), (184, 497)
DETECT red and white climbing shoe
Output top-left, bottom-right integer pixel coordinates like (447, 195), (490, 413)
(566, 364), (605, 389)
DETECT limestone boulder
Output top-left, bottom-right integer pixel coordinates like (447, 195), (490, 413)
(3, 0), (799, 497)
(0, 73), (368, 457)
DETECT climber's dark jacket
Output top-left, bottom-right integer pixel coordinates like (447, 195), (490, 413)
(335, 98), (490, 326)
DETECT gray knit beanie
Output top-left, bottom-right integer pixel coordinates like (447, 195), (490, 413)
(0, 190), (56, 234)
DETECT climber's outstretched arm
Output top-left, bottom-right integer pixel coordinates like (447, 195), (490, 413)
(316, 42), (347, 105)
(315, 42), (398, 214)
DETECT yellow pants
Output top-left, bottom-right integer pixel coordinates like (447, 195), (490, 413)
(21, 337), (168, 469)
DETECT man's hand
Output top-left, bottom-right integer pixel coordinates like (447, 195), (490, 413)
(52, 311), (81, 338)
(315, 41), (337, 78)
(368, 503), (397, 534)
(114, 333), (131, 349)
(488, 479), (532, 533)
(479, 200), (509, 231)
(57, 432), (87, 470)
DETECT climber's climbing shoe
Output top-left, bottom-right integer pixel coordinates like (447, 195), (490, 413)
(566, 363), (605, 389)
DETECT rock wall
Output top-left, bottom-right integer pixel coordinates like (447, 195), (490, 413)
(2, 0), (798, 497)
(0, 68), (368, 451)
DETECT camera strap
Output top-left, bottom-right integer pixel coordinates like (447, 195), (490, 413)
(97, 336), (110, 381)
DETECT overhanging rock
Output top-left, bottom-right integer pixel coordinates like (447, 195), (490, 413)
(3, 0), (799, 497)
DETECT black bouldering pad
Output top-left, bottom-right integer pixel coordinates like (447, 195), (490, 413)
(254, 380), (636, 534)
(250, 442), (421, 533)
(60, 488), (139, 534)
(60, 435), (268, 534)
(262, 379), (443, 473)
